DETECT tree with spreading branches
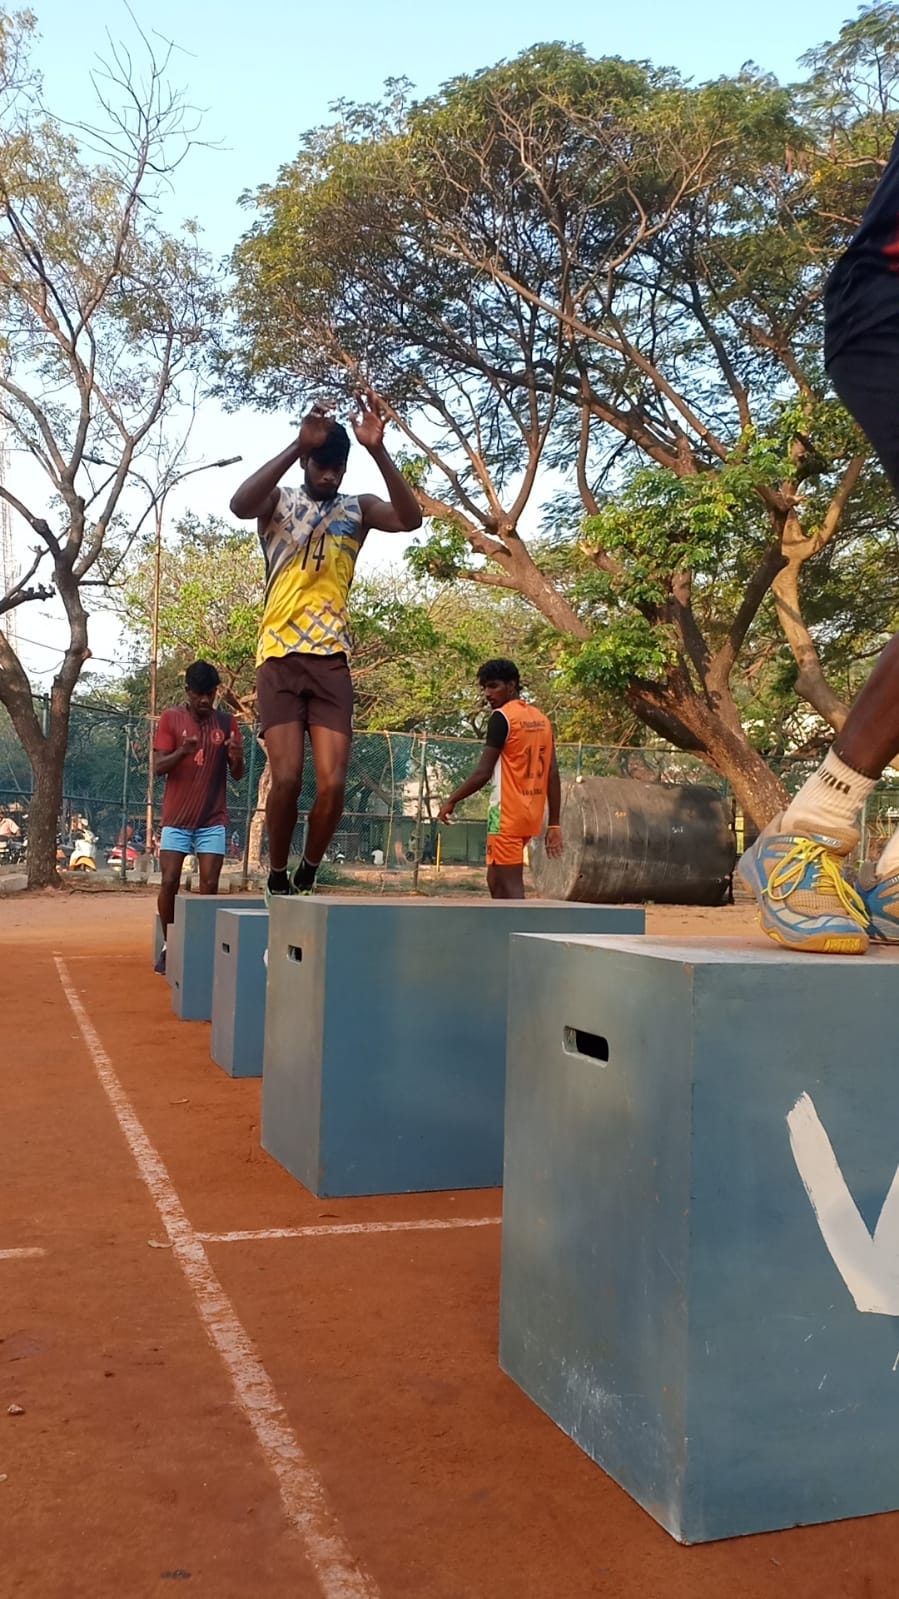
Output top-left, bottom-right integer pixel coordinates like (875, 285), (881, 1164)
(0, 9), (221, 883)
(225, 12), (899, 824)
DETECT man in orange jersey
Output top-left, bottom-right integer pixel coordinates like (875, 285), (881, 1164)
(438, 659), (563, 899)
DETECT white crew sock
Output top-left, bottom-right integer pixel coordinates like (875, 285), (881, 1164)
(781, 748), (875, 839)
(876, 827), (899, 881)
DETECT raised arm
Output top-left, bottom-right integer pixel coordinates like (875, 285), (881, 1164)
(229, 407), (336, 523)
(229, 441), (300, 524)
(353, 388), (423, 534)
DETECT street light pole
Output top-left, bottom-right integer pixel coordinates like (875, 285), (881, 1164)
(143, 455), (242, 869)
(145, 495), (165, 865)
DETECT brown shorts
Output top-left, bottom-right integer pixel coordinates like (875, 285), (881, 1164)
(256, 652), (354, 737)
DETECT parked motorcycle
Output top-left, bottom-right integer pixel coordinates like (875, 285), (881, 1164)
(0, 835), (24, 866)
(69, 827), (98, 872)
(107, 842), (140, 876)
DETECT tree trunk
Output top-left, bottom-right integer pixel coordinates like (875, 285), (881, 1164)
(27, 744), (66, 888)
(697, 724), (789, 830)
(771, 532), (849, 733)
(677, 706), (789, 828)
(629, 680), (789, 830)
(0, 666), (68, 888)
(248, 759), (270, 870)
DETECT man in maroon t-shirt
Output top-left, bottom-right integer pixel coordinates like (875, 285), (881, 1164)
(152, 661), (245, 973)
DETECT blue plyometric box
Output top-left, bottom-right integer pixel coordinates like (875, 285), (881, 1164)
(499, 932), (899, 1544)
(210, 909), (270, 1077)
(168, 893), (266, 1021)
(262, 897), (644, 1197)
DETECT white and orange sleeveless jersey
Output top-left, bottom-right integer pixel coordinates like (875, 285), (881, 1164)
(486, 699), (555, 840)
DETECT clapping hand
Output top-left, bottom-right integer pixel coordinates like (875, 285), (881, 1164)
(298, 402), (336, 457)
(351, 387), (387, 452)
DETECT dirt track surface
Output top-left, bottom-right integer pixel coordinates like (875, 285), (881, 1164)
(1, 893), (893, 1597)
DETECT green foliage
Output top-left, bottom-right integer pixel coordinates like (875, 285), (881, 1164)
(405, 523), (471, 583)
(123, 515), (263, 714)
(578, 446), (792, 620)
(567, 617), (678, 697)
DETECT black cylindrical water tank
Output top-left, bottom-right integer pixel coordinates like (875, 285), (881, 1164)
(531, 778), (736, 905)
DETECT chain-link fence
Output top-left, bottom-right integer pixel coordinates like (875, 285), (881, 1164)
(4, 698), (899, 878)
(0, 701), (734, 876)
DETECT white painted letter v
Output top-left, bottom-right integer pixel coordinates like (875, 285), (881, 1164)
(787, 1091), (899, 1316)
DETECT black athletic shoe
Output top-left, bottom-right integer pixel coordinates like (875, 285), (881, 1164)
(265, 869), (295, 908)
(291, 857), (319, 895)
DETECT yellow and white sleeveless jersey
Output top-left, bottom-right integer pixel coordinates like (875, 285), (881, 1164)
(256, 486), (364, 665)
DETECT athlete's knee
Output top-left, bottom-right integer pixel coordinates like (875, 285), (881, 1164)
(315, 772), (346, 816)
(268, 762), (303, 801)
(198, 859), (223, 893)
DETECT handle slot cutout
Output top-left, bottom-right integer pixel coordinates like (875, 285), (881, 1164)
(563, 1026), (609, 1064)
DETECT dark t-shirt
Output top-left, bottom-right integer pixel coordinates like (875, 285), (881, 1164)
(154, 706), (238, 831)
(825, 128), (899, 361)
(485, 710), (509, 751)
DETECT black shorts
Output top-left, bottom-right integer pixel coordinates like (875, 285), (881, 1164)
(826, 313), (899, 495)
(256, 653), (353, 737)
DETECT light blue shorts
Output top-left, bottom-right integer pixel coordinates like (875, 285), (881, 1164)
(159, 824), (227, 856)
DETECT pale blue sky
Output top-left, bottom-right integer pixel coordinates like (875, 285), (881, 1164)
(9, 0), (867, 677)
(32, 0), (857, 264)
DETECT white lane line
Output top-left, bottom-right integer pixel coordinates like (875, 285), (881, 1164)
(0, 1248), (46, 1260)
(199, 1218), (502, 1243)
(55, 955), (378, 1599)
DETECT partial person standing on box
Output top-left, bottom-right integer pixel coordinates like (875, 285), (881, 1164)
(229, 389), (422, 902)
(153, 661), (245, 974)
(740, 128), (899, 953)
(438, 659), (564, 899)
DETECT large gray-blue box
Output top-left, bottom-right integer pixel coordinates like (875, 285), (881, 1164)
(500, 932), (899, 1543)
(169, 893), (265, 1021)
(210, 909), (269, 1077)
(262, 898), (645, 1197)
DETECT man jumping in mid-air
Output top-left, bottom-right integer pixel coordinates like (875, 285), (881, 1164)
(741, 131), (899, 953)
(230, 389), (422, 901)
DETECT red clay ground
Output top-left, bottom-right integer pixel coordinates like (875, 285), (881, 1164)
(0, 892), (892, 1597)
